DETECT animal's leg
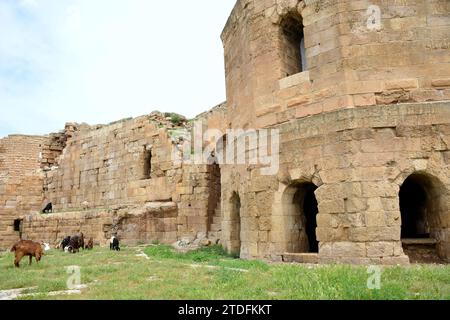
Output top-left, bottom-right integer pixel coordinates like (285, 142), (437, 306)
(14, 252), (24, 268)
(29, 255), (32, 265)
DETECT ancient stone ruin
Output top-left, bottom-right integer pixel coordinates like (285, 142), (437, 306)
(1, 0), (449, 264)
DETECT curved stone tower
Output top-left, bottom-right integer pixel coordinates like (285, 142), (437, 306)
(219, 0), (450, 264)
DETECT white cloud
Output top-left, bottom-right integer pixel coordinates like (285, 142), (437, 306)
(66, 5), (81, 32)
(20, 0), (38, 8)
(0, 0), (236, 137)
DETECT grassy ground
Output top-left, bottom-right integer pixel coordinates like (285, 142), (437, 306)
(0, 245), (448, 300)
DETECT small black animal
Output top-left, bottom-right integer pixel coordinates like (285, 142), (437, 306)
(60, 236), (71, 251)
(42, 202), (53, 213)
(110, 236), (120, 251)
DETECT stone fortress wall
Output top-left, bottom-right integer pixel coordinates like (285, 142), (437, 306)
(0, 111), (226, 249)
(1, 0), (449, 264)
(219, 0), (450, 264)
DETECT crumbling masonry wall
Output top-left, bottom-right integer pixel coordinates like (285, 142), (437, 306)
(43, 116), (178, 210)
(0, 111), (227, 249)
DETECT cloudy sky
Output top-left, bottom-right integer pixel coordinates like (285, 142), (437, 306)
(0, 0), (236, 137)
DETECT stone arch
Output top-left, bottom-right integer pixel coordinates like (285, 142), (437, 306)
(399, 171), (449, 262)
(271, 167), (323, 257)
(270, 175), (322, 258)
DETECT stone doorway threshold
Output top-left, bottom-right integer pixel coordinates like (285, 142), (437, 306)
(282, 253), (319, 264)
(402, 238), (444, 264)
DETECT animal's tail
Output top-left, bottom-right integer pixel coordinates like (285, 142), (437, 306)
(10, 244), (17, 252)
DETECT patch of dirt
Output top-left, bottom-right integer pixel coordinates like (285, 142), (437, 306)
(135, 249), (150, 260)
(403, 244), (445, 264)
(147, 276), (161, 282)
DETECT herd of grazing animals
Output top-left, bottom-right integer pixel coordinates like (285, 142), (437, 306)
(8, 202), (121, 267)
(9, 234), (121, 268)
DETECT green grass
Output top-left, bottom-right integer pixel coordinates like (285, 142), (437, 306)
(164, 112), (185, 126)
(0, 245), (448, 300)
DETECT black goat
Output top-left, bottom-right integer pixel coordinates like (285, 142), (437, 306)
(60, 236), (71, 251)
(42, 203), (53, 213)
(110, 236), (120, 251)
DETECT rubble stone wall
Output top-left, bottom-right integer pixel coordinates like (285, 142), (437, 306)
(0, 114), (225, 250)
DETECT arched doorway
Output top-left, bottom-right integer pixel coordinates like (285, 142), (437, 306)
(399, 173), (447, 263)
(229, 192), (241, 256)
(282, 182), (319, 253)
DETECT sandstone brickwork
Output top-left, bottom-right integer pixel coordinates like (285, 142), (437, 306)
(219, 0), (450, 264)
(0, 112), (224, 249)
(222, 0), (450, 129)
(0, 135), (47, 247)
(20, 203), (178, 247)
(221, 102), (450, 264)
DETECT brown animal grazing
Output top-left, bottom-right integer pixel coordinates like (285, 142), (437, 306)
(10, 240), (44, 268)
(86, 238), (94, 250)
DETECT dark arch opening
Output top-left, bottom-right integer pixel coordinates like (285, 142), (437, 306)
(280, 13), (307, 77)
(13, 219), (23, 240)
(283, 181), (319, 254)
(400, 175), (429, 238)
(293, 183), (319, 253)
(230, 192), (241, 256)
(303, 184), (319, 252)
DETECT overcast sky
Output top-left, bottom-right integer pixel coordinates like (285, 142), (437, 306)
(0, 0), (236, 137)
